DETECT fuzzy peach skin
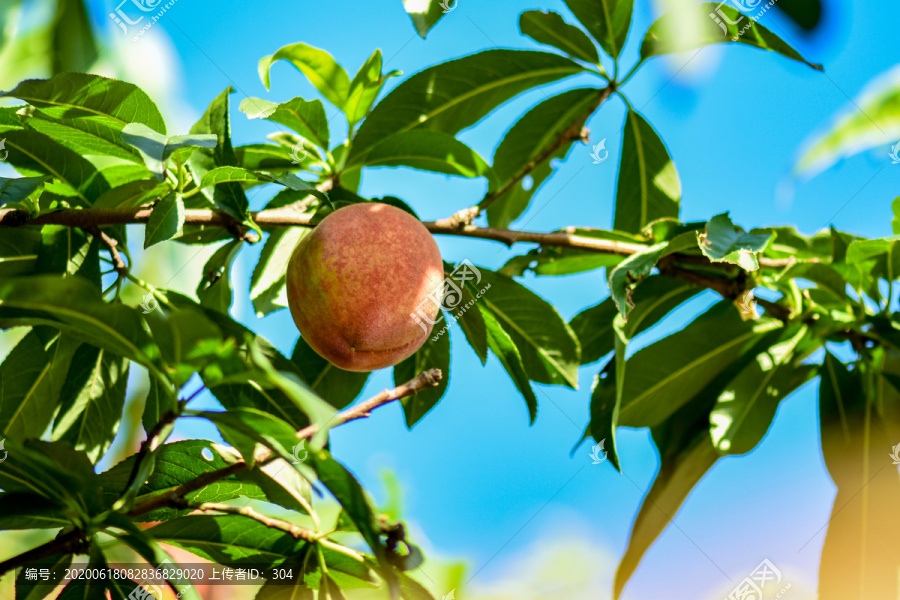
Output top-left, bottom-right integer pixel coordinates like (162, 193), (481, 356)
(286, 202), (444, 372)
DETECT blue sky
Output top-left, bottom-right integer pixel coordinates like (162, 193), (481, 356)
(70, 0), (900, 597)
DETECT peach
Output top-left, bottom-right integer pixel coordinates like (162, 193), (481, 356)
(286, 202), (444, 372)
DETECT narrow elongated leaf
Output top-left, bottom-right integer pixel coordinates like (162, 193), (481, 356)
(613, 426), (718, 599)
(360, 130), (494, 179)
(480, 303), (538, 422)
(818, 353), (900, 599)
(519, 10), (600, 64)
(454, 273), (489, 365)
(240, 96), (330, 150)
(51, 346), (130, 462)
(144, 193), (185, 248)
(197, 240), (243, 314)
(251, 227), (308, 317)
(51, 0), (99, 74)
(611, 302), (782, 427)
(640, 2), (822, 70)
(350, 50), (586, 162)
(0, 328), (78, 440)
(489, 88), (602, 228)
(120, 123), (217, 181)
(259, 43), (351, 110)
(571, 276), (701, 365)
(709, 326), (816, 455)
(403, 0), (449, 38)
(477, 268), (580, 388)
(394, 316), (451, 427)
(699, 213), (773, 271)
(189, 87), (242, 210)
(0, 276), (159, 376)
(344, 49), (401, 129)
(563, 0), (633, 59)
(1, 73), (166, 133)
(614, 110), (680, 234)
(235, 143), (300, 172)
(291, 337), (369, 410)
(0, 129), (109, 205)
(149, 515), (308, 568)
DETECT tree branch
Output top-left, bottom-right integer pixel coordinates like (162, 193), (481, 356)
(0, 206), (794, 270)
(192, 502), (316, 542)
(0, 369), (443, 576)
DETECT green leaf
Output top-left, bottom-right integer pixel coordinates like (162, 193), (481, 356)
(240, 96), (330, 150)
(50, 0), (99, 74)
(1, 73), (166, 133)
(344, 49), (401, 129)
(818, 352), (900, 599)
(571, 276), (701, 365)
(251, 227), (308, 317)
(56, 543), (108, 600)
(144, 193), (185, 248)
(0, 328), (78, 440)
(196, 407), (306, 466)
(142, 374), (177, 435)
(0, 229), (41, 277)
(798, 67), (900, 175)
(291, 337), (369, 410)
(197, 240), (243, 314)
(35, 225), (101, 286)
(0, 275), (159, 377)
(350, 50), (586, 163)
(699, 213), (774, 271)
(393, 316), (451, 427)
(640, 2), (822, 70)
(488, 88), (602, 228)
(709, 326), (816, 455)
(613, 424), (718, 599)
(607, 233), (696, 318)
(21, 110), (143, 163)
(452, 270), (489, 365)
(259, 43), (351, 110)
(306, 449), (392, 578)
(477, 268), (580, 388)
(0, 129), (109, 205)
(98, 440), (269, 520)
(614, 109), (680, 234)
(0, 175), (48, 207)
(93, 178), (168, 210)
(120, 123), (217, 182)
(563, 0), (633, 59)
(479, 303), (538, 423)
(51, 345), (130, 462)
(149, 515), (308, 568)
(235, 143), (302, 172)
(610, 301), (782, 428)
(359, 130), (494, 179)
(519, 10), (600, 64)
(188, 87), (241, 208)
(403, 0), (449, 38)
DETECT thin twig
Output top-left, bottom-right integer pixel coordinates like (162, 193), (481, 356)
(0, 369), (443, 576)
(192, 502), (316, 541)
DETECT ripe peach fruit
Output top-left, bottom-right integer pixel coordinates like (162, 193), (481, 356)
(286, 202), (444, 372)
